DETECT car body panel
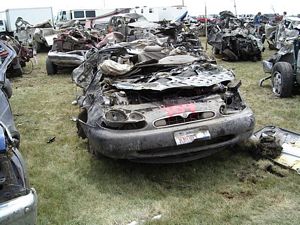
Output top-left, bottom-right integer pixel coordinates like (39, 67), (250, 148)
(0, 40), (37, 224)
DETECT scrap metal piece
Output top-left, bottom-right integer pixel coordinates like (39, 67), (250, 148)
(253, 126), (300, 174)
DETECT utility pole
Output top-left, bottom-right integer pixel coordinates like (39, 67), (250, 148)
(182, 0), (185, 7)
(234, 0), (237, 17)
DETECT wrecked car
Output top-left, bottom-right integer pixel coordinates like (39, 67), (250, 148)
(265, 17), (300, 50)
(46, 28), (103, 75)
(14, 18), (58, 52)
(0, 35), (33, 77)
(260, 32), (300, 97)
(208, 11), (264, 61)
(108, 13), (159, 41)
(0, 40), (37, 225)
(72, 42), (255, 163)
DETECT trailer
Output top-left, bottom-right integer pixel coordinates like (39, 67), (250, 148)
(130, 6), (188, 22)
(55, 9), (116, 27)
(0, 7), (54, 34)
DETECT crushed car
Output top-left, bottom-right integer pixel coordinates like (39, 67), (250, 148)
(14, 17), (58, 52)
(72, 35), (255, 163)
(46, 28), (105, 75)
(260, 29), (300, 97)
(0, 35), (33, 77)
(265, 17), (300, 50)
(0, 40), (37, 225)
(108, 13), (159, 42)
(208, 11), (264, 61)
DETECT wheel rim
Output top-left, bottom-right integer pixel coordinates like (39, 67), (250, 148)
(272, 71), (282, 96)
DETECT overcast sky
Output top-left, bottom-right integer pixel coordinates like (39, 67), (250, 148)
(0, 0), (298, 16)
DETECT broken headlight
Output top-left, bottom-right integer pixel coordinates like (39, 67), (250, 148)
(220, 80), (246, 115)
(105, 110), (128, 122)
(102, 110), (146, 130)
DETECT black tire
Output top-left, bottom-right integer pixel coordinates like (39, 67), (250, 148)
(271, 62), (294, 98)
(212, 47), (220, 55)
(13, 68), (23, 77)
(222, 48), (238, 61)
(3, 78), (12, 98)
(20, 61), (26, 67)
(46, 58), (57, 75)
(33, 41), (42, 53)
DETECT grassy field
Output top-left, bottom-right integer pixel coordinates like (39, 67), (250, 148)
(9, 46), (300, 225)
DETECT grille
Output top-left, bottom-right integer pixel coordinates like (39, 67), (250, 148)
(154, 111), (215, 128)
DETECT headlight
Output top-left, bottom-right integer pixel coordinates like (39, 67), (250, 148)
(105, 110), (128, 122)
(129, 112), (144, 121)
(102, 110), (146, 130)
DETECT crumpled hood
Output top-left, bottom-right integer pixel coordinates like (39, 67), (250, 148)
(112, 63), (235, 91)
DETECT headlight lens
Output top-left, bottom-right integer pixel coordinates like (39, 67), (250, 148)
(129, 112), (144, 121)
(105, 110), (128, 122)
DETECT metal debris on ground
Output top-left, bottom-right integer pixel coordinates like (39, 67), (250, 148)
(47, 136), (56, 144)
(252, 126), (300, 174)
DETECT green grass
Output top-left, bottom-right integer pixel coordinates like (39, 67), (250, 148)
(9, 47), (300, 225)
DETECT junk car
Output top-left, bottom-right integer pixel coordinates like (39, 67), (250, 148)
(46, 28), (103, 75)
(208, 11), (264, 61)
(260, 35), (300, 97)
(72, 37), (255, 163)
(0, 40), (37, 225)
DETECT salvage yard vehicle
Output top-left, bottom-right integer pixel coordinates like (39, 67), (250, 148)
(108, 13), (159, 41)
(260, 35), (300, 97)
(0, 40), (37, 225)
(265, 17), (300, 50)
(207, 11), (264, 61)
(46, 28), (102, 75)
(72, 36), (255, 163)
(14, 18), (58, 52)
(0, 35), (33, 77)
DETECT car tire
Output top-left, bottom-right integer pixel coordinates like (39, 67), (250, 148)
(212, 47), (220, 55)
(46, 58), (57, 75)
(271, 62), (294, 97)
(222, 48), (238, 61)
(3, 78), (12, 98)
(34, 41), (41, 53)
(13, 68), (23, 77)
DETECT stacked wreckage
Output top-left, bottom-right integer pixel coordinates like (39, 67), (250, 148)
(1, 8), (300, 225)
(4, 11), (295, 166)
(56, 12), (298, 169)
(207, 11), (264, 61)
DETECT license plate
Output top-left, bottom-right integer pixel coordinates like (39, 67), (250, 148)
(174, 129), (211, 145)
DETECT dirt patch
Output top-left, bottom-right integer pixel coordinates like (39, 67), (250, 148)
(218, 190), (254, 200)
(255, 160), (288, 177)
(235, 160), (288, 184)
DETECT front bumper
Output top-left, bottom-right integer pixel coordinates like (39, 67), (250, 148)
(0, 188), (38, 225)
(83, 107), (255, 163)
(48, 50), (85, 67)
